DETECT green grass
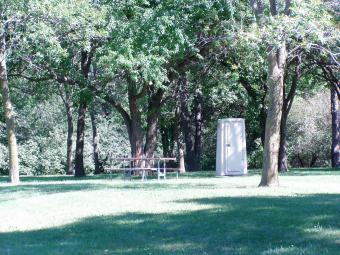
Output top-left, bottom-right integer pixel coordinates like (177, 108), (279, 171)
(1, 170), (340, 255)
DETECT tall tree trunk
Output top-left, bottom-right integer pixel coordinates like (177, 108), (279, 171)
(128, 92), (143, 160)
(0, 37), (19, 184)
(193, 88), (203, 171)
(269, 0), (278, 16)
(175, 106), (186, 173)
(74, 50), (93, 177)
(259, 45), (287, 187)
(259, 95), (267, 146)
(278, 58), (300, 172)
(178, 74), (196, 171)
(310, 153), (318, 167)
(144, 89), (164, 159)
(74, 101), (87, 177)
(61, 90), (74, 175)
(178, 141), (186, 173)
(90, 109), (101, 174)
(331, 86), (340, 168)
(161, 125), (170, 157)
(278, 102), (289, 172)
(103, 83), (146, 163)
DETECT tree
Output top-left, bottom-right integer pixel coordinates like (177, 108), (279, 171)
(14, 0), (109, 176)
(1, 0), (338, 178)
(318, 60), (340, 168)
(245, 0), (338, 185)
(177, 72), (199, 171)
(0, 0), (30, 184)
(249, 0), (289, 186)
(331, 86), (340, 168)
(0, 35), (19, 184)
(58, 85), (74, 175)
(89, 104), (103, 174)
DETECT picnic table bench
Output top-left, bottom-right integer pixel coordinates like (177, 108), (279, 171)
(106, 157), (180, 181)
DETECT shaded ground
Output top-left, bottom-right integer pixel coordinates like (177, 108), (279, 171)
(0, 170), (339, 254)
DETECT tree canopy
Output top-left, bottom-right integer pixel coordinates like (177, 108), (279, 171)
(0, 0), (338, 185)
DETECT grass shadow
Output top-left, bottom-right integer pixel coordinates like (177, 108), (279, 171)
(0, 194), (339, 254)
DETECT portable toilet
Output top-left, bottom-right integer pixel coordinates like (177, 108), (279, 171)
(216, 118), (247, 176)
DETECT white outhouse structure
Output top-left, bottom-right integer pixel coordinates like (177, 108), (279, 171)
(216, 118), (247, 176)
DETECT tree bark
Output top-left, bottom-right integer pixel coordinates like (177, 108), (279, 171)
(0, 36), (20, 184)
(74, 101), (87, 177)
(259, 95), (267, 146)
(193, 87), (203, 171)
(66, 99), (74, 175)
(278, 106), (288, 172)
(90, 108), (101, 174)
(175, 105), (186, 173)
(161, 125), (170, 157)
(259, 44), (287, 186)
(331, 86), (340, 168)
(144, 88), (164, 159)
(269, 0), (278, 16)
(128, 90), (143, 160)
(310, 153), (318, 167)
(74, 50), (93, 177)
(178, 74), (196, 171)
(250, 0), (265, 24)
(60, 89), (74, 175)
(104, 81), (163, 165)
(178, 142), (186, 173)
(284, 0), (292, 15)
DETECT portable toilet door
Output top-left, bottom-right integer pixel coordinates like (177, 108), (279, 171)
(216, 118), (247, 176)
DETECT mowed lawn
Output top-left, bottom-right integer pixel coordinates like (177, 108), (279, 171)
(0, 169), (339, 255)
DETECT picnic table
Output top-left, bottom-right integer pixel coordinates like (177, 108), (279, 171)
(107, 157), (179, 181)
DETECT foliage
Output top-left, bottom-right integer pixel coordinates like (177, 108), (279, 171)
(287, 90), (332, 167)
(0, 92), (132, 175)
(0, 0), (338, 176)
